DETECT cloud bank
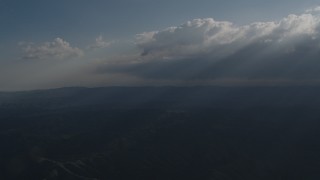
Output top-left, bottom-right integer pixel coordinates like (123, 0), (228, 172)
(100, 11), (320, 84)
(21, 38), (83, 60)
(135, 14), (319, 61)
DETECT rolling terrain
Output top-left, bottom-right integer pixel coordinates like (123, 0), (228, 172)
(1, 87), (320, 179)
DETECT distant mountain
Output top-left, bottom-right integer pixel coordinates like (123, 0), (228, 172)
(2, 86), (320, 109)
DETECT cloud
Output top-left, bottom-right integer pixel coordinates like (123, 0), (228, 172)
(306, 6), (320, 13)
(136, 14), (319, 58)
(98, 11), (320, 84)
(21, 38), (83, 60)
(87, 36), (113, 50)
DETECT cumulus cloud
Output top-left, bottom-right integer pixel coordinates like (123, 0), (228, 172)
(136, 14), (319, 58)
(21, 38), (83, 60)
(87, 36), (113, 50)
(99, 11), (320, 84)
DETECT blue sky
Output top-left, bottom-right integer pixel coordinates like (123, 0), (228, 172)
(1, 0), (318, 44)
(1, 0), (320, 90)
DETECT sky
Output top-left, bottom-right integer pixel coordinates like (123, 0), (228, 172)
(1, 0), (320, 90)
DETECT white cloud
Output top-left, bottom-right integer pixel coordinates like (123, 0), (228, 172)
(136, 14), (320, 59)
(306, 6), (320, 13)
(99, 11), (320, 83)
(21, 38), (83, 60)
(87, 36), (113, 50)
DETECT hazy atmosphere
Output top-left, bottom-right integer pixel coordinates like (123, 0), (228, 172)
(2, 0), (320, 90)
